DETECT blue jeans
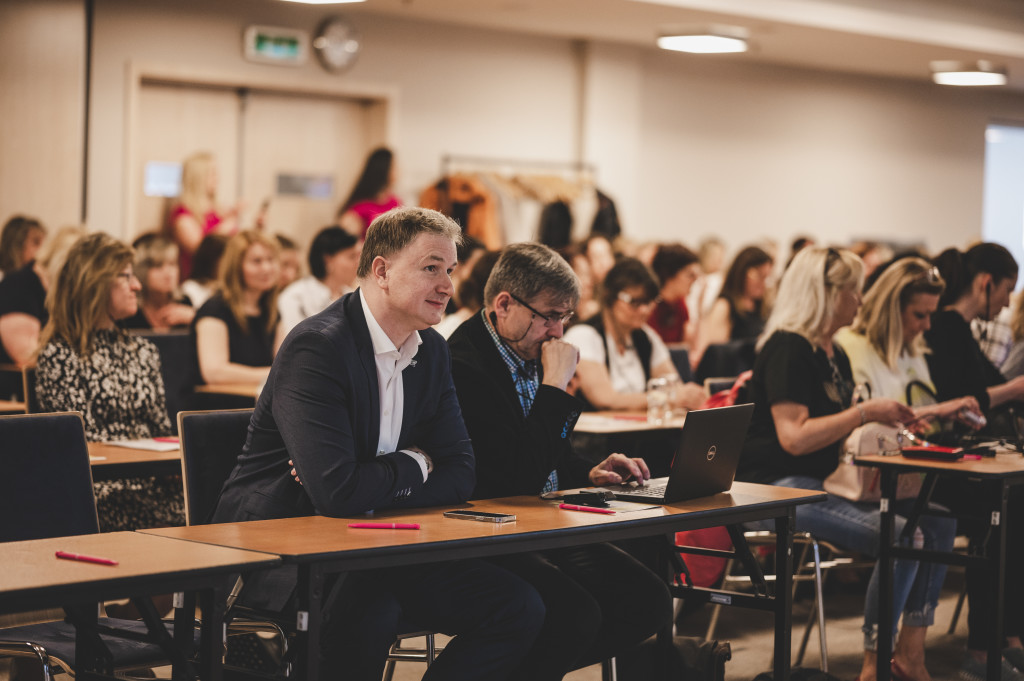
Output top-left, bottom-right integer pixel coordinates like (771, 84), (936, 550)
(749, 475), (955, 651)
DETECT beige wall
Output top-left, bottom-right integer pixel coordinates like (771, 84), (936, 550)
(0, 0), (85, 232)
(5, 0), (1023, 256)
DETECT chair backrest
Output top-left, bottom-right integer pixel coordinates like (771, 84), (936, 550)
(0, 412), (99, 542)
(22, 365), (40, 414)
(178, 408), (254, 526)
(133, 330), (191, 433)
(669, 347), (693, 383)
(693, 339), (757, 384)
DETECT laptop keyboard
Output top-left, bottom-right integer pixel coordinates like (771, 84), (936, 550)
(614, 482), (667, 498)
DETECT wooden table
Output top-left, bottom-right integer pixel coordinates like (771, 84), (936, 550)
(143, 482), (824, 681)
(574, 410), (685, 434)
(856, 453), (1024, 681)
(88, 441), (182, 479)
(194, 384), (260, 398)
(0, 398), (26, 414)
(0, 531), (279, 680)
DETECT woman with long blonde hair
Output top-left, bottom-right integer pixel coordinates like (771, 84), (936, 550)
(191, 230), (283, 385)
(35, 232), (183, 531)
(166, 151), (240, 278)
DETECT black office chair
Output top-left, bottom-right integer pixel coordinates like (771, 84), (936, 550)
(693, 339), (757, 385)
(21, 364), (40, 414)
(0, 411), (194, 679)
(134, 330), (191, 433)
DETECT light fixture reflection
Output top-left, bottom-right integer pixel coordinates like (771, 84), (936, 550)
(930, 60), (1007, 86)
(658, 25), (749, 54)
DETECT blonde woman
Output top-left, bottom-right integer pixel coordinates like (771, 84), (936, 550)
(167, 151), (240, 278)
(35, 232), (182, 531)
(122, 232), (195, 332)
(737, 247), (955, 681)
(191, 230), (282, 385)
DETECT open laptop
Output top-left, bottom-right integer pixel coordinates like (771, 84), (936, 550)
(607, 403), (754, 504)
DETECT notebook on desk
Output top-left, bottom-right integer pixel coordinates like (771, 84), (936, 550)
(606, 403), (754, 504)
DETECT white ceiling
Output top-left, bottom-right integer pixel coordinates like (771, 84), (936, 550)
(346, 0), (1024, 91)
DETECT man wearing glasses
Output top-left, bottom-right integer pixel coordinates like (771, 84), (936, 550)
(447, 243), (671, 681)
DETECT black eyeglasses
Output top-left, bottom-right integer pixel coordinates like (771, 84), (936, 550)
(617, 292), (660, 308)
(509, 293), (575, 327)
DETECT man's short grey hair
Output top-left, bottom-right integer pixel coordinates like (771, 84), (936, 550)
(484, 243), (580, 308)
(357, 207), (463, 278)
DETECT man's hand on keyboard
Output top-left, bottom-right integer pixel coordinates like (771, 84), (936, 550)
(588, 453), (651, 487)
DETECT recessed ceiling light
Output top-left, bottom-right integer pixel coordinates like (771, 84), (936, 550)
(657, 26), (749, 54)
(930, 60), (1007, 86)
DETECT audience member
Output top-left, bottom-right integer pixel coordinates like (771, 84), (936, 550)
(691, 245), (773, 369)
(736, 246), (955, 681)
(582, 233), (615, 284)
(278, 226), (360, 335)
(648, 243), (700, 344)
(35, 233), (183, 531)
(0, 215), (46, 278)
(120, 233), (195, 332)
(191, 230), (282, 385)
(166, 151), (240, 279)
(274, 233), (302, 289)
(447, 242), (671, 680)
(0, 226), (82, 370)
(851, 240), (895, 281)
(434, 249), (500, 339)
(212, 207), (543, 680)
(835, 256), (1023, 681)
(926, 243), (1024, 412)
(564, 245), (599, 323)
(1002, 291), (1024, 379)
(179, 232), (227, 309)
(564, 257), (704, 411)
(784, 235), (815, 271)
(336, 146), (401, 238)
(686, 236), (726, 329)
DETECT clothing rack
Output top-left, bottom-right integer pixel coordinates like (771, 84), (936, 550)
(440, 154), (596, 180)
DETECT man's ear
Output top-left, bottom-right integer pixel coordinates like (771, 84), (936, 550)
(492, 291), (514, 319)
(371, 256), (389, 288)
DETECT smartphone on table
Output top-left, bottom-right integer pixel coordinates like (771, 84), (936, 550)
(443, 510), (517, 523)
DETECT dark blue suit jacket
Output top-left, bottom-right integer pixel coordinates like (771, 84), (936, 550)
(212, 291), (475, 523)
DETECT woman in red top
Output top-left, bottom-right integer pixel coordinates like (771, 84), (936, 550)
(335, 147), (401, 238)
(167, 151), (240, 279)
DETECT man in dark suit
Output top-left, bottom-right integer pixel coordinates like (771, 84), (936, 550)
(447, 243), (672, 681)
(212, 207), (543, 681)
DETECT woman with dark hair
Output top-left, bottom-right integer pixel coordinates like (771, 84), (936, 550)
(926, 243), (1024, 411)
(434, 250), (501, 339)
(648, 243), (700, 344)
(35, 232), (183, 531)
(336, 147), (401, 238)
(692, 245), (774, 368)
(180, 233), (227, 309)
(563, 257), (705, 411)
(0, 215), (46, 277)
(278, 226), (360, 335)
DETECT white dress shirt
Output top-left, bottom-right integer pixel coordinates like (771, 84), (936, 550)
(359, 290), (429, 482)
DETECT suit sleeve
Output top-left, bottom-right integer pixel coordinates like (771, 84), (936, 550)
(452, 353), (582, 499)
(271, 330), (438, 516)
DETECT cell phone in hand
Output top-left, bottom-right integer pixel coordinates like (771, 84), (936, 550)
(443, 510), (517, 523)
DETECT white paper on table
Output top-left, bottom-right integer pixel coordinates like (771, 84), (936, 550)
(106, 439), (180, 452)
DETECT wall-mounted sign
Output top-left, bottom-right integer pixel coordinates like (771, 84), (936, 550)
(277, 173), (333, 200)
(243, 25), (309, 66)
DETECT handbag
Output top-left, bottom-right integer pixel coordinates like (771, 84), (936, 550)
(823, 422), (923, 502)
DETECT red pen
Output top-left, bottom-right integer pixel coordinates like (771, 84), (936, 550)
(55, 550), (119, 566)
(348, 522), (421, 530)
(153, 436), (179, 443)
(559, 503), (616, 515)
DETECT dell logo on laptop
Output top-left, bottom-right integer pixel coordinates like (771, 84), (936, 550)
(707, 445), (717, 461)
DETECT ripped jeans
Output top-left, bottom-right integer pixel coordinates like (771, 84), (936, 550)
(748, 475), (956, 651)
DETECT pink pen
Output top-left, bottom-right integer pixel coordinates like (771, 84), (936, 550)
(348, 522), (421, 530)
(55, 550), (119, 566)
(559, 503), (616, 515)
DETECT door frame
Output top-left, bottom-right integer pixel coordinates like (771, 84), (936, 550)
(123, 62), (397, 237)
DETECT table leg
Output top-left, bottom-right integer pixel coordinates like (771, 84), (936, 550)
(197, 584), (226, 681)
(774, 509), (794, 681)
(877, 470), (897, 681)
(295, 563), (326, 681)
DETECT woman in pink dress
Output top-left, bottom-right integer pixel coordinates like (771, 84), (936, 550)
(335, 147), (401, 238)
(166, 151), (241, 279)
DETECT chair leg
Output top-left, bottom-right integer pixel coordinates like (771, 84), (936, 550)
(601, 656), (617, 681)
(947, 580), (967, 635)
(425, 633), (436, 666)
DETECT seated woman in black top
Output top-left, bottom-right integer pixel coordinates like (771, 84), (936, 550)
(191, 229), (282, 385)
(691, 244), (773, 370)
(120, 232), (195, 332)
(0, 214), (46, 278)
(926, 242), (1024, 414)
(738, 247), (954, 681)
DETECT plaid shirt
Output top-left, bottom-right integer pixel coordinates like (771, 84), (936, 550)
(973, 314), (1013, 369)
(481, 310), (558, 492)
